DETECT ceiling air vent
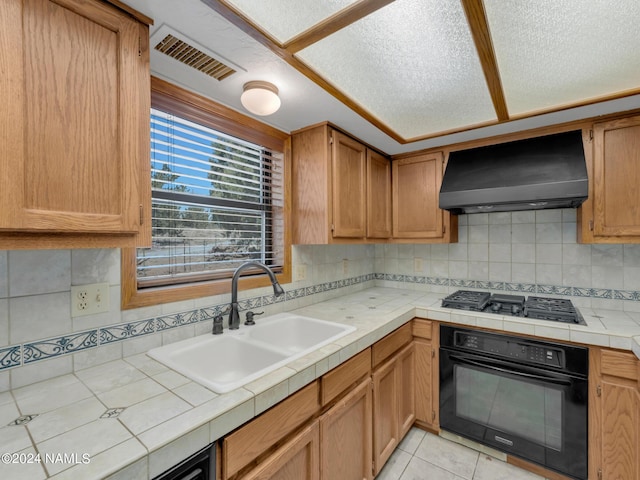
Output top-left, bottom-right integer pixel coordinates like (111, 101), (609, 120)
(154, 34), (236, 81)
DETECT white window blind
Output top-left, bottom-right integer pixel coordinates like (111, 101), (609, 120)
(137, 108), (284, 287)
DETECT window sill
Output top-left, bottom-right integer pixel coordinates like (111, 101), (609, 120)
(121, 247), (291, 310)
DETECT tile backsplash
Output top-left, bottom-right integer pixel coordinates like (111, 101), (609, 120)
(375, 209), (640, 310)
(0, 244), (375, 391)
(1, 208), (639, 391)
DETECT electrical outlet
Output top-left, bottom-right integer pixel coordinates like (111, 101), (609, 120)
(414, 257), (423, 272)
(342, 259), (348, 275)
(295, 264), (307, 281)
(71, 283), (110, 317)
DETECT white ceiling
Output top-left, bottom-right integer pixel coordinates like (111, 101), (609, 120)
(122, 0), (640, 155)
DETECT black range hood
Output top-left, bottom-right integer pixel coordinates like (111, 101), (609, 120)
(439, 130), (588, 214)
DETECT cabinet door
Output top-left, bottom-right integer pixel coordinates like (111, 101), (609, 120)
(0, 0), (147, 235)
(320, 378), (373, 480)
(372, 343), (415, 475)
(414, 339), (435, 428)
(397, 343), (416, 439)
(591, 348), (640, 480)
(372, 356), (398, 474)
(331, 130), (367, 238)
(243, 422), (320, 480)
(367, 150), (392, 238)
(392, 153), (445, 238)
(592, 115), (640, 238)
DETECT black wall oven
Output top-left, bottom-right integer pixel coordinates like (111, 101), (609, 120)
(439, 325), (588, 480)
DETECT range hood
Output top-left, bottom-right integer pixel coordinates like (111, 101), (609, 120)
(439, 130), (588, 214)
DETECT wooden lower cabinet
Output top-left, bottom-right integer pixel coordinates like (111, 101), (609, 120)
(372, 342), (415, 475)
(222, 322), (434, 480)
(590, 347), (640, 480)
(412, 320), (439, 430)
(320, 378), (373, 480)
(242, 423), (319, 480)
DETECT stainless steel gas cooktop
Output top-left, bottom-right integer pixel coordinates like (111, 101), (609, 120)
(442, 290), (586, 325)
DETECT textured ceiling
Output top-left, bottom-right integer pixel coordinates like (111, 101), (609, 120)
(122, 0), (640, 154)
(212, 0), (640, 143)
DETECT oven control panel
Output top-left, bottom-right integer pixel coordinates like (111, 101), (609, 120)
(455, 332), (563, 368)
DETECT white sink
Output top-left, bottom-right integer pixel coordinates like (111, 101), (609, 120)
(245, 314), (355, 354)
(148, 313), (355, 393)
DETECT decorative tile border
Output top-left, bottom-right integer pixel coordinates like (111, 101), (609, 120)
(0, 346), (21, 369)
(0, 274), (373, 371)
(100, 318), (155, 345)
(2, 271), (639, 372)
(24, 331), (97, 364)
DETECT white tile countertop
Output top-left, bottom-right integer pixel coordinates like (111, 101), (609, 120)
(2, 286), (640, 480)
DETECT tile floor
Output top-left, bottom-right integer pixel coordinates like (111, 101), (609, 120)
(376, 428), (548, 480)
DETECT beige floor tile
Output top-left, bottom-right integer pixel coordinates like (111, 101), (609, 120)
(414, 433), (479, 480)
(397, 427), (426, 455)
(399, 456), (465, 480)
(376, 448), (412, 480)
(473, 454), (545, 480)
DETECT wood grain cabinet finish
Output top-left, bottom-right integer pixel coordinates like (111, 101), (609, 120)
(372, 342), (415, 475)
(291, 123), (391, 243)
(222, 382), (320, 479)
(0, 0), (150, 248)
(366, 149), (392, 239)
(579, 115), (640, 243)
(412, 319), (439, 431)
(590, 347), (640, 480)
(392, 153), (457, 242)
(241, 422), (320, 480)
(320, 378), (373, 480)
(331, 130), (367, 238)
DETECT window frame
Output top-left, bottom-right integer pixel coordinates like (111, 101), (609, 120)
(121, 77), (291, 309)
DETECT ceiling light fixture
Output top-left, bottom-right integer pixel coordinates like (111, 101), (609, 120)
(240, 81), (281, 116)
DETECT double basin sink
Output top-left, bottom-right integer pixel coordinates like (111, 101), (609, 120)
(148, 313), (356, 393)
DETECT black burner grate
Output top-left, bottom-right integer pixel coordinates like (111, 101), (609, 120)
(442, 290), (586, 325)
(442, 290), (491, 311)
(524, 296), (584, 324)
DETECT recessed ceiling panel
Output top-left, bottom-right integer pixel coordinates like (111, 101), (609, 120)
(223, 0), (358, 43)
(296, 0), (497, 139)
(484, 0), (640, 116)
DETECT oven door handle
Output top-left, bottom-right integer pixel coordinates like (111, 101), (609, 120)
(449, 354), (573, 386)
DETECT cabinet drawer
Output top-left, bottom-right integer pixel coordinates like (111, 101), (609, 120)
(601, 349), (638, 380)
(412, 319), (433, 340)
(372, 323), (412, 368)
(321, 349), (371, 406)
(222, 381), (320, 479)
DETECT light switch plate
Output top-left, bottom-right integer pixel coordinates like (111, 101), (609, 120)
(71, 283), (110, 317)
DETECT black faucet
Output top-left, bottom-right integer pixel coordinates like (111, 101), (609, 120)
(228, 261), (285, 330)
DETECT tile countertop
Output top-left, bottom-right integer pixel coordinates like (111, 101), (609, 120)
(3, 287), (640, 480)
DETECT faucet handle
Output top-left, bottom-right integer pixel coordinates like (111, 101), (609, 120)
(245, 311), (264, 326)
(212, 315), (224, 335)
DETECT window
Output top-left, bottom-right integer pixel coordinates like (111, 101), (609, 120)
(121, 78), (290, 308)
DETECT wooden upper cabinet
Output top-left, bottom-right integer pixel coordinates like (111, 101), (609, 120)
(332, 130), (367, 238)
(579, 115), (640, 242)
(367, 150), (392, 239)
(0, 0), (151, 248)
(291, 123), (391, 244)
(392, 152), (457, 241)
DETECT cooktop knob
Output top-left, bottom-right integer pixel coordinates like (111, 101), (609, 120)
(511, 305), (521, 315)
(491, 302), (502, 312)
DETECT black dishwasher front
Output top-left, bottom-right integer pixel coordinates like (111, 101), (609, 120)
(153, 443), (215, 480)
